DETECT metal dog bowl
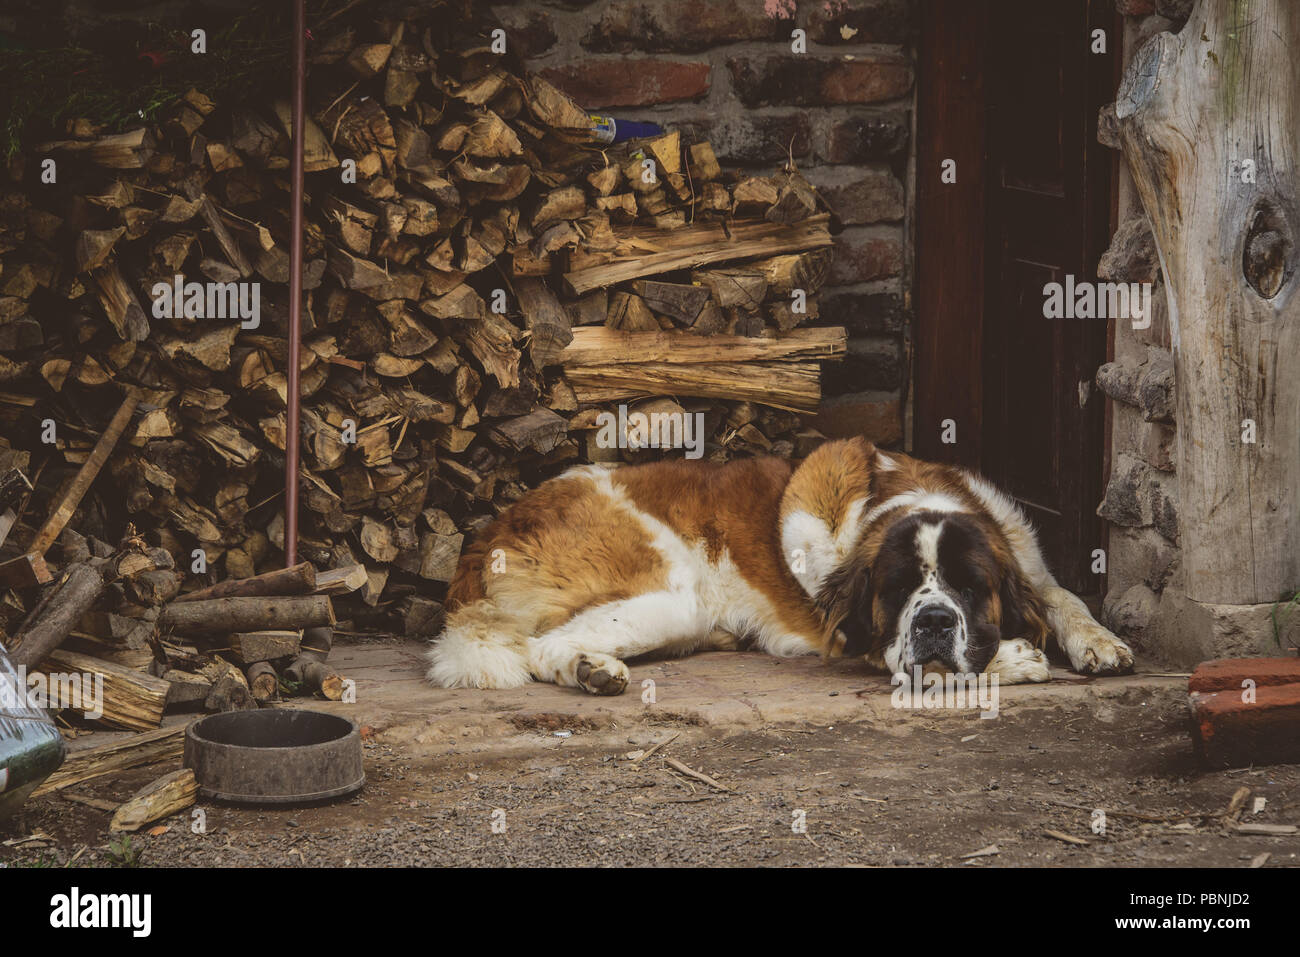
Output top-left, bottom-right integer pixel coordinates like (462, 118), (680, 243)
(184, 709), (364, 805)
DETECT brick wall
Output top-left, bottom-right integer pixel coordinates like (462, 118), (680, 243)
(498, 0), (917, 446)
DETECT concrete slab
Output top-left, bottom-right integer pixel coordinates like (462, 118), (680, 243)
(310, 637), (1187, 755)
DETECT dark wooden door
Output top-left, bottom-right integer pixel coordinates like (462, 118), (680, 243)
(916, 0), (1115, 592)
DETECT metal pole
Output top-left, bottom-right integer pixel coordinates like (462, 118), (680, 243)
(285, 0), (305, 567)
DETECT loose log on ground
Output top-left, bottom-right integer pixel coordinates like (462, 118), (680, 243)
(109, 769), (198, 832)
(246, 661), (280, 702)
(284, 658), (344, 700)
(33, 725), (186, 796)
(9, 561), (108, 668)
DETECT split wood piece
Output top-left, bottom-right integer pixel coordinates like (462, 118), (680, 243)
(109, 769), (198, 832)
(0, 507), (16, 549)
(225, 630), (302, 664)
(181, 181), (253, 277)
(488, 408), (567, 453)
(564, 360), (825, 413)
(246, 661), (279, 702)
(37, 128), (156, 168)
(176, 561), (317, 603)
(560, 326), (845, 366)
(33, 725), (186, 797)
(563, 214), (832, 295)
(512, 276), (573, 368)
(314, 564), (367, 595)
(630, 280), (710, 325)
(204, 660), (256, 712)
(159, 595), (335, 635)
(161, 669), (213, 711)
(39, 649), (170, 731)
(299, 625), (333, 662)
(0, 391), (139, 589)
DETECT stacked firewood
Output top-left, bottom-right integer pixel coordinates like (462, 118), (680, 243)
(0, 4), (844, 658)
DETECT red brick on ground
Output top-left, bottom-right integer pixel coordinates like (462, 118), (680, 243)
(1188, 656), (1300, 693)
(1188, 683), (1300, 769)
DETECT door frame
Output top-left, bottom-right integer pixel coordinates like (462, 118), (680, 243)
(913, 0), (1121, 592)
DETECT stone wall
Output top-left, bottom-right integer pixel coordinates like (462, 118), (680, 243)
(504, 0), (917, 445)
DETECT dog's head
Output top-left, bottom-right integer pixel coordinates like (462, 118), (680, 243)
(820, 509), (1051, 674)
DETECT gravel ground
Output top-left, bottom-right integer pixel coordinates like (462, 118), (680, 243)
(3, 683), (1298, 867)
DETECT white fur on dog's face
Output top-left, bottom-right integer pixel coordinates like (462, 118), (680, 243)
(872, 512), (1002, 675)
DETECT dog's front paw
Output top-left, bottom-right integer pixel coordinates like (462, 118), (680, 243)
(1070, 623), (1134, 675)
(986, 638), (1051, 684)
(575, 653), (629, 695)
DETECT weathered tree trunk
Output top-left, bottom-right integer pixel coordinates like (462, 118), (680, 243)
(1116, 0), (1300, 605)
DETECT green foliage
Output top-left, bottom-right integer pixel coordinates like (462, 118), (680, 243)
(106, 834), (142, 868)
(0, 2), (351, 160)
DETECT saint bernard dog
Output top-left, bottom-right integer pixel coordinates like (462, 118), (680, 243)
(426, 438), (1134, 694)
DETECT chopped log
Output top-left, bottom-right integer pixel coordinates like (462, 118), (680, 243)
(300, 625), (334, 661)
(176, 562), (317, 603)
(158, 595), (335, 635)
(161, 669), (213, 710)
(607, 291), (660, 331)
(39, 649), (170, 731)
(38, 127), (156, 168)
(225, 630), (302, 663)
(488, 408), (567, 453)
(246, 661), (280, 702)
(9, 560), (108, 668)
(33, 725), (185, 796)
(284, 658), (344, 700)
(630, 280), (711, 325)
(204, 659), (256, 712)
(512, 276), (573, 367)
(314, 564), (367, 595)
(765, 167), (819, 225)
(109, 769), (198, 832)
(687, 142), (722, 181)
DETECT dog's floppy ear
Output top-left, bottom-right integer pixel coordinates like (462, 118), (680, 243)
(815, 558), (873, 657)
(1000, 566), (1053, 649)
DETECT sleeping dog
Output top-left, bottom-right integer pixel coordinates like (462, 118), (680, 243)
(426, 437), (1134, 694)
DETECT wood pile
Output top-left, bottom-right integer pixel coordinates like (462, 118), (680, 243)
(0, 1), (845, 694)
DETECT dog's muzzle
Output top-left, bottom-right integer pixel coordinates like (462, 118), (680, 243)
(908, 603), (960, 670)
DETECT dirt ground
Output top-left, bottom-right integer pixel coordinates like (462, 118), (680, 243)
(3, 641), (1298, 867)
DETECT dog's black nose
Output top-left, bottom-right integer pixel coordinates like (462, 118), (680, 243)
(914, 605), (957, 633)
